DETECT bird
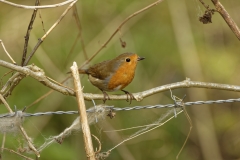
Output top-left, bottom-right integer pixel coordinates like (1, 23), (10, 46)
(78, 52), (145, 103)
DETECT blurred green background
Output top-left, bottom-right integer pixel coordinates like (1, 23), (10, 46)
(0, 0), (240, 159)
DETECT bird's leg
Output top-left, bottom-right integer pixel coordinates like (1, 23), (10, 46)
(101, 90), (110, 103)
(121, 90), (135, 104)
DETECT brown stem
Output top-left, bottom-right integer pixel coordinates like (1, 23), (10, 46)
(21, 0), (40, 66)
(70, 62), (95, 160)
(211, 0), (240, 40)
(72, 5), (88, 60)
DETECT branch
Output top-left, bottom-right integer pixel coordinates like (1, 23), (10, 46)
(0, 0), (77, 10)
(1, 60), (240, 102)
(0, 72), (25, 99)
(211, 0), (240, 40)
(83, 78), (240, 101)
(0, 60), (74, 96)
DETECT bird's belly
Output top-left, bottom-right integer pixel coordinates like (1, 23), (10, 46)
(88, 75), (108, 91)
(108, 71), (134, 91)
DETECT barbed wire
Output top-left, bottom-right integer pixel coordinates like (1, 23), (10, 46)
(0, 97), (239, 119)
(114, 98), (240, 111)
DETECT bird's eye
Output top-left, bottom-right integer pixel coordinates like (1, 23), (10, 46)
(125, 58), (131, 62)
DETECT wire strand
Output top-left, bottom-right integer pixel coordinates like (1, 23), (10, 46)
(0, 98), (239, 118)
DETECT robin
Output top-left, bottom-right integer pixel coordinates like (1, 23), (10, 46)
(78, 53), (145, 103)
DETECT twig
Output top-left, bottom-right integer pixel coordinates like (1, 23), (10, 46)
(38, 6), (46, 33)
(210, 0), (240, 40)
(21, 0), (40, 66)
(176, 104), (192, 159)
(0, 72), (25, 99)
(0, 94), (13, 112)
(19, 126), (40, 157)
(91, 134), (101, 154)
(1, 148), (34, 160)
(107, 109), (183, 153)
(198, 0), (210, 9)
(104, 124), (162, 132)
(80, 0), (165, 68)
(25, 90), (54, 109)
(70, 62), (95, 160)
(23, 0), (77, 66)
(175, 96), (192, 159)
(0, 40), (16, 64)
(0, 0), (77, 10)
(64, 32), (80, 65)
(72, 5), (88, 60)
(1, 134), (6, 154)
(46, 76), (73, 91)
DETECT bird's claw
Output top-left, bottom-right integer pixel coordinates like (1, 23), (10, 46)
(102, 91), (110, 103)
(122, 90), (135, 104)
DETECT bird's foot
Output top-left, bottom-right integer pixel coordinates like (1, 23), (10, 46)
(102, 90), (111, 103)
(122, 90), (135, 104)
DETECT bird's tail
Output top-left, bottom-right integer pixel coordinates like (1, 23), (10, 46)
(66, 69), (87, 74)
(78, 69), (88, 74)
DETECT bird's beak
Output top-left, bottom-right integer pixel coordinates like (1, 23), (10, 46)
(137, 57), (145, 61)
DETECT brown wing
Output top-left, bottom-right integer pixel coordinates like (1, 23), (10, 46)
(86, 60), (119, 80)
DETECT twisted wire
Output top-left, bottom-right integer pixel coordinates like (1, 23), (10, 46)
(114, 98), (240, 111)
(0, 98), (239, 118)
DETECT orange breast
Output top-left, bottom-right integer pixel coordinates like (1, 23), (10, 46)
(107, 61), (137, 91)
